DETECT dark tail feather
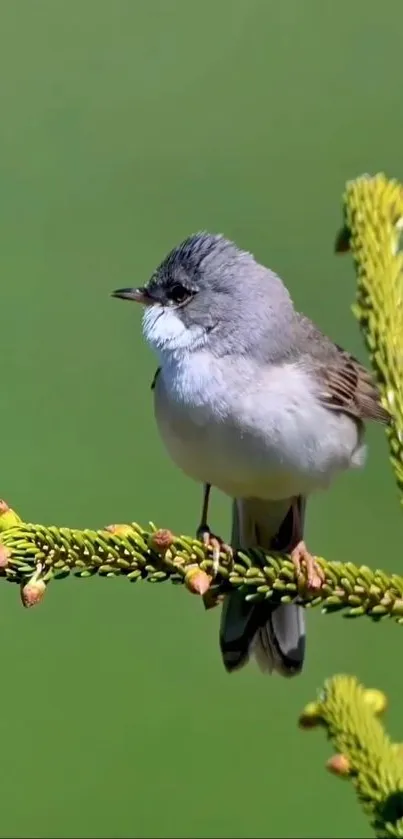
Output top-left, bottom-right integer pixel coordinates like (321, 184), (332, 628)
(219, 497), (306, 677)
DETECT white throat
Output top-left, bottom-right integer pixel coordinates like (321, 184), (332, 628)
(142, 304), (207, 363)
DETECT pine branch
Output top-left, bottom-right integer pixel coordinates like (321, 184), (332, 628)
(2, 501), (403, 615)
(338, 173), (403, 497)
(299, 676), (403, 838)
(298, 174), (403, 838)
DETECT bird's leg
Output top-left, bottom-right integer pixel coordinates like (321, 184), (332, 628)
(196, 483), (233, 578)
(288, 498), (324, 592)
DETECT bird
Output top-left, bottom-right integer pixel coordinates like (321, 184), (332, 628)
(112, 232), (389, 677)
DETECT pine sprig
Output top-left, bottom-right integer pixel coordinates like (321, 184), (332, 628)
(340, 173), (403, 496)
(301, 174), (403, 838)
(0, 504), (402, 620)
(299, 676), (403, 838)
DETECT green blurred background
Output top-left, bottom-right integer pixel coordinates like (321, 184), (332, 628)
(0, 1), (402, 836)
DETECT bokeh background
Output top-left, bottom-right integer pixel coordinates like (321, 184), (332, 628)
(1, 1), (402, 836)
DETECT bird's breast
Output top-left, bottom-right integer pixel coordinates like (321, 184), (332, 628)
(152, 353), (362, 499)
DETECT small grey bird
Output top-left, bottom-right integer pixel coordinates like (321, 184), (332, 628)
(112, 233), (388, 676)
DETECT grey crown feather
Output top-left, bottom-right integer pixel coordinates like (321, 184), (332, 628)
(154, 231), (249, 282)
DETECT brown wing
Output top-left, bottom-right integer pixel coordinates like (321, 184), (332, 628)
(316, 344), (389, 424)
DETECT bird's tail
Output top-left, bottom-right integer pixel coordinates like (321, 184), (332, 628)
(219, 496), (306, 677)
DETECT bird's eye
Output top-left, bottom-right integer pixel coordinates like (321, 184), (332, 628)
(168, 282), (191, 305)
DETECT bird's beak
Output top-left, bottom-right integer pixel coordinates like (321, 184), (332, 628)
(111, 287), (153, 305)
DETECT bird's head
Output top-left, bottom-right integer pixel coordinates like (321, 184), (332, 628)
(112, 232), (294, 361)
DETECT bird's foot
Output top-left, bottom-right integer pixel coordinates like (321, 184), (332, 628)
(290, 540), (324, 592)
(196, 525), (233, 611)
(196, 525), (233, 578)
